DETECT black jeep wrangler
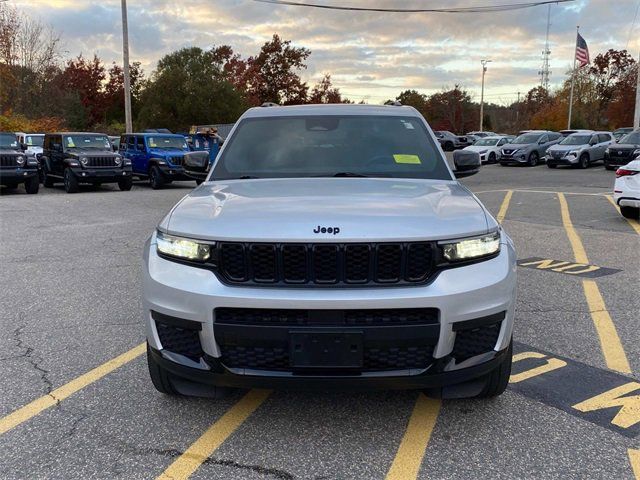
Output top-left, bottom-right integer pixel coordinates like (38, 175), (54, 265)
(0, 132), (39, 194)
(41, 132), (133, 193)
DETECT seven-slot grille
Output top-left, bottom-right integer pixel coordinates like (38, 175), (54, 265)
(168, 155), (184, 166)
(217, 242), (435, 286)
(0, 154), (18, 167)
(87, 156), (118, 167)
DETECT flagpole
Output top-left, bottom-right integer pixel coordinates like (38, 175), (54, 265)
(567, 26), (579, 130)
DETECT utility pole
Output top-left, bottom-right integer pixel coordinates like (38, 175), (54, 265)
(634, 49), (640, 129)
(479, 59), (491, 132)
(121, 0), (132, 133)
(516, 91), (521, 127)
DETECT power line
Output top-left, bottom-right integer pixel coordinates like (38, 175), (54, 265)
(627, 0), (640, 50)
(254, 0), (576, 13)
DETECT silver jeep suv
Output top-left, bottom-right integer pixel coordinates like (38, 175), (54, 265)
(143, 104), (517, 399)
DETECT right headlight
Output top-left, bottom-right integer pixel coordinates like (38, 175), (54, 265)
(80, 156), (88, 165)
(156, 230), (211, 261)
(633, 149), (640, 159)
(440, 231), (501, 262)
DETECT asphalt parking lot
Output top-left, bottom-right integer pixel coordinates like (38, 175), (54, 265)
(1, 160), (639, 479)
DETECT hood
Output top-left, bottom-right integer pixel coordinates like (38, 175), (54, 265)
(464, 145), (491, 153)
(162, 178), (491, 242)
(149, 148), (187, 157)
(501, 143), (532, 151)
(548, 144), (585, 153)
(611, 143), (640, 150)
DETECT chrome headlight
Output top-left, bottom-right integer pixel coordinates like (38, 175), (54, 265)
(633, 149), (640, 159)
(156, 231), (211, 261)
(80, 156), (89, 165)
(440, 231), (501, 262)
(16, 155), (25, 166)
(567, 150), (579, 156)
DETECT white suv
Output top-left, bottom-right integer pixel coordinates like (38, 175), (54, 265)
(143, 104), (517, 399)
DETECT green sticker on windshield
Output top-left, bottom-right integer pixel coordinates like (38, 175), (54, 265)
(393, 154), (421, 164)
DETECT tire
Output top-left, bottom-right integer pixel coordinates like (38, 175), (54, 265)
(547, 163), (557, 168)
(578, 153), (589, 169)
(621, 206), (640, 220)
(63, 168), (79, 193)
(444, 141), (454, 152)
(24, 175), (39, 194)
(147, 344), (179, 395)
(500, 162), (508, 167)
(149, 166), (165, 190)
(476, 340), (513, 398)
(527, 151), (539, 166)
(488, 152), (496, 164)
(118, 177), (133, 191)
(43, 165), (55, 187)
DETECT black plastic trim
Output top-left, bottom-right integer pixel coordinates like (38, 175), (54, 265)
(452, 311), (506, 331)
(151, 310), (202, 331)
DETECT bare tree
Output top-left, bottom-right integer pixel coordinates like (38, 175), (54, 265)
(15, 14), (62, 74)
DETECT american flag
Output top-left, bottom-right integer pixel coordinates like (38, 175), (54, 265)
(576, 33), (589, 68)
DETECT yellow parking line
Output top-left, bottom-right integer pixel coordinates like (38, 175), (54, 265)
(496, 190), (513, 224)
(557, 193), (589, 264)
(557, 193), (631, 374)
(606, 195), (640, 235)
(157, 389), (271, 480)
(386, 394), (441, 480)
(0, 342), (145, 436)
(629, 449), (640, 479)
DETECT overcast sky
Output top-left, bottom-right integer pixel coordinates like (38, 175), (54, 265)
(16, 0), (640, 105)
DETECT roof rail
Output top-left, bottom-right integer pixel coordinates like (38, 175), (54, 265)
(384, 100), (402, 106)
(260, 102), (279, 107)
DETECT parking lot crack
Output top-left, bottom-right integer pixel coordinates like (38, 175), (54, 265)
(11, 325), (59, 406)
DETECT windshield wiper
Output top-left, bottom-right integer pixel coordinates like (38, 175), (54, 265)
(315, 172), (369, 177)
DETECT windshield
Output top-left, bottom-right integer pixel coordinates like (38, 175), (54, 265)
(147, 136), (188, 150)
(64, 135), (111, 150)
(25, 135), (44, 147)
(0, 133), (19, 149)
(560, 135), (591, 146)
(620, 132), (640, 144)
(474, 138), (499, 146)
(512, 134), (541, 144)
(212, 115), (452, 181)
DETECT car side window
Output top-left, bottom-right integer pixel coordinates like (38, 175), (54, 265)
(127, 136), (135, 150)
(497, 138), (507, 146)
(136, 137), (145, 151)
(119, 136), (127, 151)
(598, 134), (610, 143)
(539, 135), (549, 143)
(590, 135), (598, 144)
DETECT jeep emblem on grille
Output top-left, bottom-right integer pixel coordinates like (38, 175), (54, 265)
(313, 226), (340, 235)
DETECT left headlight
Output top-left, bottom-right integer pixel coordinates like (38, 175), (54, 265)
(114, 156), (122, 166)
(156, 230), (211, 261)
(80, 156), (89, 165)
(16, 155), (25, 166)
(440, 231), (501, 262)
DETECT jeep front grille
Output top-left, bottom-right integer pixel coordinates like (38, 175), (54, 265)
(87, 156), (117, 167)
(216, 242), (435, 287)
(0, 155), (18, 167)
(168, 155), (184, 166)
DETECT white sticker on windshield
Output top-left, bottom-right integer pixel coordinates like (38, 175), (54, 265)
(401, 121), (415, 130)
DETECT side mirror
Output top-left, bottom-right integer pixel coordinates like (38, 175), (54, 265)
(20, 142), (28, 151)
(452, 150), (481, 178)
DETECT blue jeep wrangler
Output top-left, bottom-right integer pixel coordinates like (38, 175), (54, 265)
(119, 133), (197, 189)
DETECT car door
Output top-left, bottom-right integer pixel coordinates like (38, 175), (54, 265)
(537, 134), (549, 155)
(52, 135), (64, 175)
(136, 136), (149, 173)
(597, 134), (612, 160)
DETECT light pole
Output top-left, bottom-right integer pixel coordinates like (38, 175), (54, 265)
(121, 0), (132, 133)
(480, 59), (491, 132)
(634, 49), (639, 129)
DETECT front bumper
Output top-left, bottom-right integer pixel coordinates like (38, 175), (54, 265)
(605, 155), (635, 167)
(158, 165), (192, 181)
(546, 154), (578, 165)
(0, 167), (38, 183)
(70, 166), (132, 183)
(143, 232), (517, 389)
(500, 153), (527, 164)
